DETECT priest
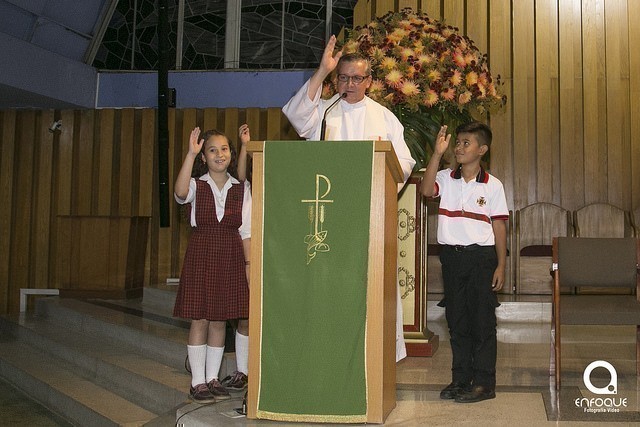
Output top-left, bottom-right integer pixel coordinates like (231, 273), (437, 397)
(282, 34), (416, 361)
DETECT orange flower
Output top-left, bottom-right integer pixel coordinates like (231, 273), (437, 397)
(368, 79), (386, 96)
(453, 49), (466, 68)
(450, 70), (463, 87)
(458, 91), (472, 105)
(441, 88), (456, 101)
(424, 89), (439, 107)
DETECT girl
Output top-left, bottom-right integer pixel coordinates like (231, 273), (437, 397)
(173, 126), (251, 403)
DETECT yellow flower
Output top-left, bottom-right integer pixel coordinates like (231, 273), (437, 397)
(428, 69), (442, 82)
(465, 71), (478, 86)
(417, 54), (433, 67)
(400, 80), (421, 97)
(389, 28), (408, 43)
(398, 47), (415, 61)
(380, 56), (398, 70)
(398, 19), (413, 30)
(385, 69), (404, 88)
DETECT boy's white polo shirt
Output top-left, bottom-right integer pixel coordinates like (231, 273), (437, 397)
(432, 166), (509, 247)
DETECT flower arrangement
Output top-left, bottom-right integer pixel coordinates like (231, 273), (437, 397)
(324, 8), (506, 170)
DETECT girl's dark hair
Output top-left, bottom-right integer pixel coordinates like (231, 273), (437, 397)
(191, 129), (239, 179)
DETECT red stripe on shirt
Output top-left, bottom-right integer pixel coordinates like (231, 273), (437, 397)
(438, 208), (491, 224)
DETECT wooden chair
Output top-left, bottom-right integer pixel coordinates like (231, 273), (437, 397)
(514, 203), (573, 294)
(550, 237), (640, 390)
(573, 202), (637, 238)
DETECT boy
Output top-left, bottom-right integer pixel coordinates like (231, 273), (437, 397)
(420, 122), (508, 403)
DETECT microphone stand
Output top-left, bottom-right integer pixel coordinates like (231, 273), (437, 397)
(320, 93), (346, 140)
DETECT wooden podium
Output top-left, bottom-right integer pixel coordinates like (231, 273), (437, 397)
(246, 140), (402, 424)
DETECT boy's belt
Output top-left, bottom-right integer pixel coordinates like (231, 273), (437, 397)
(446, 244), (481, 252)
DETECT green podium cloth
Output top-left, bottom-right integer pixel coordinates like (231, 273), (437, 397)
(256, 141), (374, 422)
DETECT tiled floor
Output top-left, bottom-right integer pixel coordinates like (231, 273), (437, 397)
(3, 294), (640, 426)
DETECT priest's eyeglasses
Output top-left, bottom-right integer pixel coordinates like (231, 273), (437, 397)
(337, 74), (370, 84)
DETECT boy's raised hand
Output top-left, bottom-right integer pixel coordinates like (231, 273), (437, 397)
(189, 127), (204, 156)
(434, 125), (451, 156)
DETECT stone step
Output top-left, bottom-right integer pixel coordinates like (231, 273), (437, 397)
(0, 340), (156, 427)
(34, 297), (188, 369)
(0, 311), (188, 415)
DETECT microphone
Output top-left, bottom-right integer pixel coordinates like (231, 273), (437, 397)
(320, 92), (346, 140)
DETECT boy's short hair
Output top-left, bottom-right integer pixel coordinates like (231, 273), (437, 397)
(456, 121), (492, 148)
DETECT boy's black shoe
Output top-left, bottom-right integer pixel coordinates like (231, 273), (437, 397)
(454, 385), (495, 403)
(439, 382), (471, 400)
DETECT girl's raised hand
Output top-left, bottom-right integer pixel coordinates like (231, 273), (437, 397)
(189, 127), (204, 156)
(434, 125), (451, 156)
(238, 124), (250, 146)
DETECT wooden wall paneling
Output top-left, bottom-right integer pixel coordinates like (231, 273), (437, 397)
(224, 108), (240, 146)
(139, 109), (155, 217)
(245, 108), (261, 141)
(558, 0), (585, 211)
(118, 109), (135, 216)
(76, 110), (95, 216)
(129, 110), (143, 216)
(581, 0), (607, 204)
(176, 109), (198, 279)
(56, 110), (75, 215)
(10, 112), (36, 310)
(0, 111), (16, 313)
(488, 0), (513, 209)
(32, 110), (55, 290)
(630, 0), (640, 211)
(138, 109), (155, 287)
(266, 108), (285, 140)
(511, 0), (536, 209)
(466, 0), (488, 53)
(604, 0), (630, 209)
(423, 0), (441, 20)
(443, 0), (464, 30)
(96, 109), (115, 215)
(534, 0), (559, 204)
(353, 0), (373, 27)
(202, 108), (218, 131)
(375, 0), (395, 17)
(153, 108), (176, 283)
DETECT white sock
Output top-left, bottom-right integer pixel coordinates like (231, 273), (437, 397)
(205, 345), (225, 383)
(187, 344), (207, 387)
(235, 331), (249, 375)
